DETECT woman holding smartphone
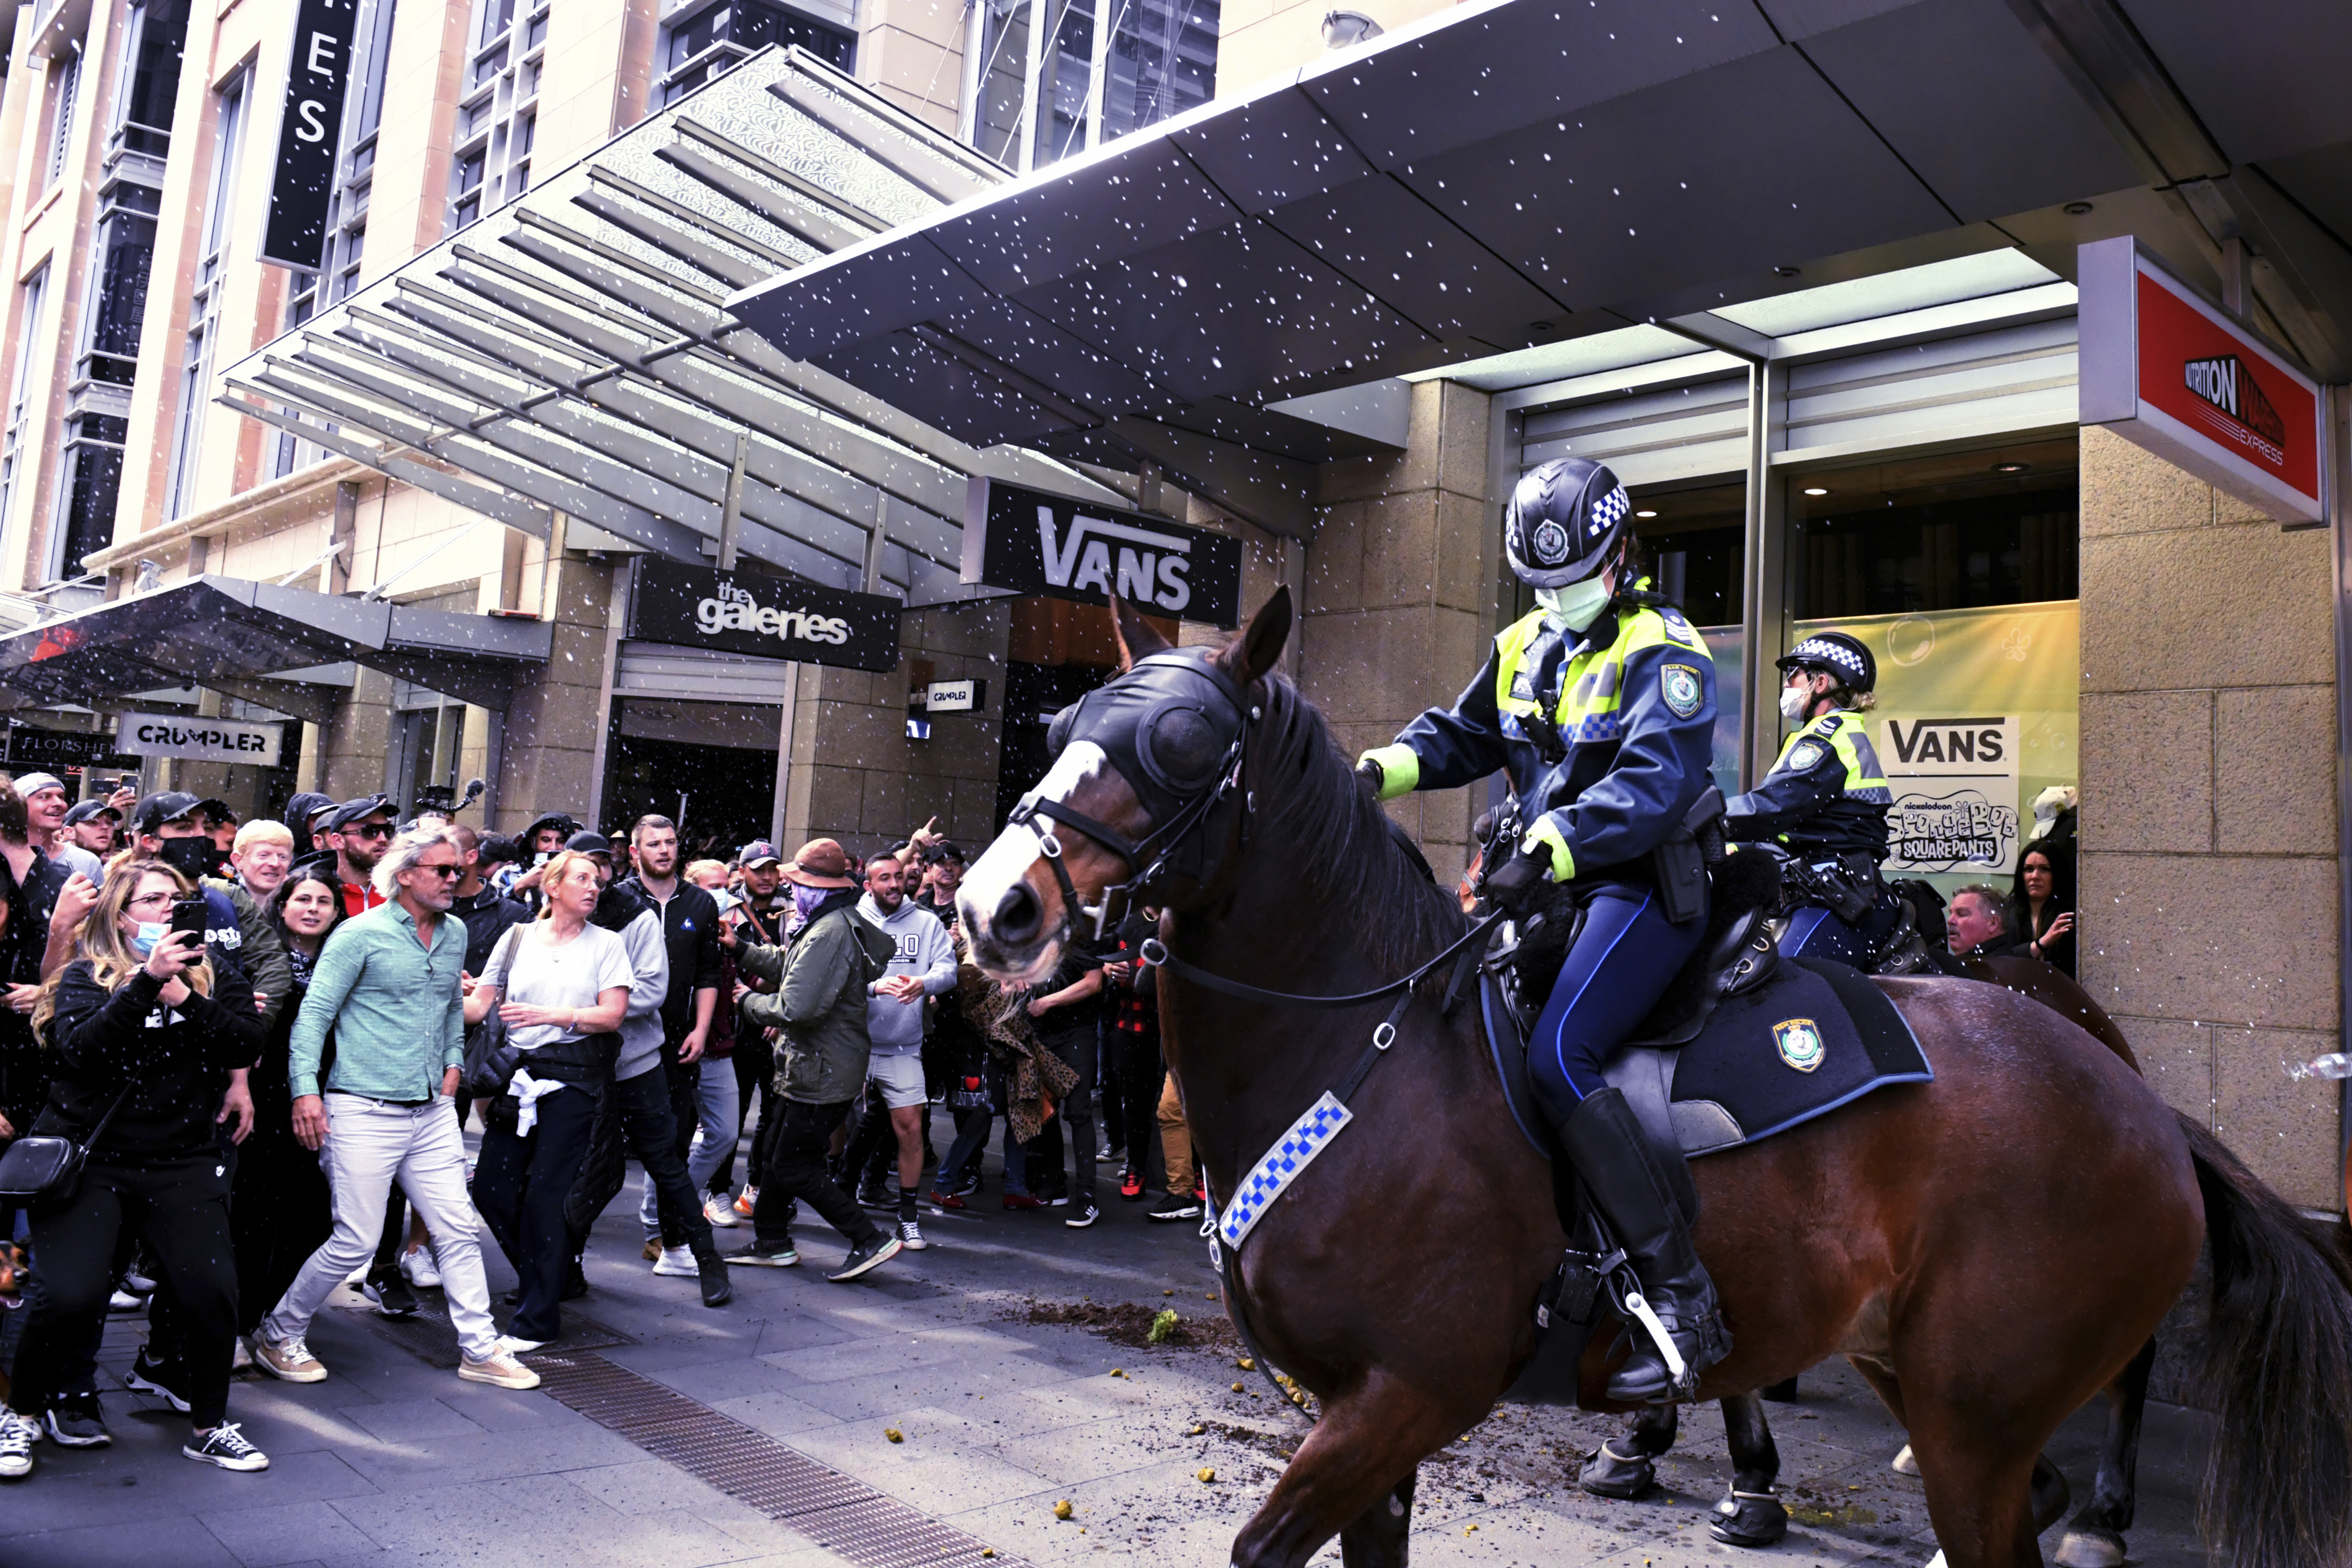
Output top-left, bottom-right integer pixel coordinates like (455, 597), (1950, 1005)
(9, 859), (266, 1474)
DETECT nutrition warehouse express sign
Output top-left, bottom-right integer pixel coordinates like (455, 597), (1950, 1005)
(963, 479), (1244, 628)
(628, 557), (900, 672)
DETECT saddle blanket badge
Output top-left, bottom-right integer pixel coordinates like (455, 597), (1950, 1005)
(1661, 663), (1704, 719)
(1216, 1091), (1354, 1251)
(1773, 1017), (1826, 1073)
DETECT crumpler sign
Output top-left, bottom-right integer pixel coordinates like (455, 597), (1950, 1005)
(962, 478), (1245, 628)
(2078, 236), (2323, 524)
(260, 0), (363, 271)
(116, 712), (285, 766)
(628, 556), (900, 672)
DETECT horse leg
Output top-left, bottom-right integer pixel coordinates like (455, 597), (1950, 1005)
(1579, 1401), (1675, 1498)
(2052, 1338), (2154, 1568)
(1708, 1392), (1789, 1547)
(1229, 1373), (1456, 1568)
(1335, 1467), (1417, 1568)
(1905, 1418), (2044, 1568)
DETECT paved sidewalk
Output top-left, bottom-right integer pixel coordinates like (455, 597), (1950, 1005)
(1, 1127), (2216, 1568)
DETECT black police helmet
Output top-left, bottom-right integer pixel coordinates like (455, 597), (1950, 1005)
(1775, 631), (1876, 694)
(1503, 457), (1633, 590)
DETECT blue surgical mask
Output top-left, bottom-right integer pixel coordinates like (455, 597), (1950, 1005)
(132, 921), (169, 957)
(1535, 576), (1612, 633)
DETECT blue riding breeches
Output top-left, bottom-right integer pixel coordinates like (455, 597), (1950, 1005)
(1780, 892), (1901, 968)
(1527, 886), (1708, 1121)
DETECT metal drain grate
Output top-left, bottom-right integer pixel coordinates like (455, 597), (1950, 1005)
(531, 1350), (1026, 1567)
(355, 1292), (635, 1368)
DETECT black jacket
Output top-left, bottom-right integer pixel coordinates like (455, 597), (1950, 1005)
(452, 884), (532, 975)
(38, 960), (265, 1164)
(619, 875), (722, 1045)
(0, 851), (71, 1131)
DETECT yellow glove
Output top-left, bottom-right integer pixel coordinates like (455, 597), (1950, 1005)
(1521, 818), (1575, 883)
(1356, 744), (1420, 802)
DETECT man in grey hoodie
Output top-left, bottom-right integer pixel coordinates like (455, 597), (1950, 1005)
(857, 851), (958, 1250)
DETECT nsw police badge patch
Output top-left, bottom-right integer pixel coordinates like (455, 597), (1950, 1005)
(1784, 739), (1827, 772)
(1661, 663), (1703, 718)
(1773, 1018), (1825, 1073)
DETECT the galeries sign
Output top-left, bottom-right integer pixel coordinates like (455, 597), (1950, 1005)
(628, 556), (901, 672)
(963, 479), (1245, 628)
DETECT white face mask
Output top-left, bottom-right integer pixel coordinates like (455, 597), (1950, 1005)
(1534, 576), (1612, 633)
(1779, 684), (1811, 724)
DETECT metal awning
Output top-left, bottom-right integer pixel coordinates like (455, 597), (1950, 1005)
(728, 0), (2352, 467)
(0, 577), (552, 722)
(218, 47), (1129, 606)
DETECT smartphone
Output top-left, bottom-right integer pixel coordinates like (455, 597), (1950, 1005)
(168, 895), (208, 941)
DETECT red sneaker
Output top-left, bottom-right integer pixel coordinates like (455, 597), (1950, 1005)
(1002, 1193), (1043, 1210)
(1118, 1167), (1143, 1201)
(928, 1188), (966, 1211)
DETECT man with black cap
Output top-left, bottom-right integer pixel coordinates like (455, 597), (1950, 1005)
(312, 796), (396, 919)
(284, 793), (335, 863)
(64, 798), (122, 862)
(556, 831), (732, 1308)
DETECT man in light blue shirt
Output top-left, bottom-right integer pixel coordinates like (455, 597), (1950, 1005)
(255, 826), (538, 1391)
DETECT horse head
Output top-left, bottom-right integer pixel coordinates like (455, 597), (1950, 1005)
(959, 586), (1293, 981)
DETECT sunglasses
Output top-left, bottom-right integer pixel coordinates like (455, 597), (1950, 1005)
(350, 822), (396, 840)
(413, 862), (462, 878)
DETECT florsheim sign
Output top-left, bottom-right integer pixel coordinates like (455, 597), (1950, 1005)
(2078, 236), (2324, 525)
(260, 0), (364, 271)
(628, 556), (900, 672)
(963, 479), (1245, 628)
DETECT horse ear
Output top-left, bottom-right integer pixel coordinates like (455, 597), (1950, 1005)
(1111, 597), (1174, 671)
(1217, 584), (1293, 687)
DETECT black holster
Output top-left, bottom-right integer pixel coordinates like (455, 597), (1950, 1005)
(1650, 788), (1724, 926)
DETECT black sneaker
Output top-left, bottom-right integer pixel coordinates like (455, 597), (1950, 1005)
(183, 1422), (269, 1472)
(1065, 1203), (1101, 1229)
(952, 1169), (980, 1198)
(827, 1235), (903, 1282)
(361, 1273), (419, 1318)
(44, 1394), (111, 1448)
(124, 1354), (192, 1414)
(1147, 1195), (1203, 1222)
(720, 1240), (800, 1267)
(855, 1181), (895, 1212)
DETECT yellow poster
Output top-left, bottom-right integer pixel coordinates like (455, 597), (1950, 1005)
(1787, 601), (2078, 888)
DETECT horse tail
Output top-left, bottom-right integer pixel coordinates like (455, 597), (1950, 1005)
(2177, 1111), (2352, 1568)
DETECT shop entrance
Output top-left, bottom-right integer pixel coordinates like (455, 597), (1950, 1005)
(606, 733), (777, 860)
(993, 597), (1177, 831)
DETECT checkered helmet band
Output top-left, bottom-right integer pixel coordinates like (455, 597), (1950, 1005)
(1777, 631), (1875, 692)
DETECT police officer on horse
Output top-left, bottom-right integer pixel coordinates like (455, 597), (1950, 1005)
(1725, 633), (1906, 966)
(1354, 456), (1730, 1402)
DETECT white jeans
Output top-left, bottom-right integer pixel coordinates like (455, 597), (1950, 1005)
(261, 1094), (499, 1359)
(640, 1056), (740, 1238)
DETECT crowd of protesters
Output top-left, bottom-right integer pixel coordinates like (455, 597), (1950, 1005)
(0, 782), (1211, 1483)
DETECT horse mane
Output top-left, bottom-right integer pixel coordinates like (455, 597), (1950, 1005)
(1245, 670), (1467, 971)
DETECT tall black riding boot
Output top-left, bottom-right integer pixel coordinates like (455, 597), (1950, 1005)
(1560, 1087), (1731, 1403)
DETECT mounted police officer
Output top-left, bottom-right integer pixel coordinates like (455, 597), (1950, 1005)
(1725, 632), (1902, 965)
(1354, 456), (1729, 1403)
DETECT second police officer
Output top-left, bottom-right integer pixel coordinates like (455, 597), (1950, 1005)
(1354, 456), (1730, 1403)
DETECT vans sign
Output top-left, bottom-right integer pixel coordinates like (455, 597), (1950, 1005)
(963, 479), (1244, 628)
(116, 712), (285, 767)
(628, 557), (899, 672)
(1880, 715), (2022, 875)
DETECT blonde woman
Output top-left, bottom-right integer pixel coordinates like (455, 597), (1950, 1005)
(11, 859), (266, 1473)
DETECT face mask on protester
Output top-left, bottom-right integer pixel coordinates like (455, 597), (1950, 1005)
(132, 921), (170, 957)
(791, 883), (831, 922)
(158, 836), (225, 881)
(1534, 575), (1612, 633)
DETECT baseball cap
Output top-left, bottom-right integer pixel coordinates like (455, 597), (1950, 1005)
(11, 773), (65, 801)
(565, 829), (616, 858)
(320, 794), (396, 834)
(928, 840), (967, 865)
(738, 839), (782, 869)
(134, 791), (227, 837)
(779, 838), (856, 889)
(63, 799), (120, 827)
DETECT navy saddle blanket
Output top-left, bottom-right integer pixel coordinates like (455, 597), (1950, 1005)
(1484, 956), (1933, 1162)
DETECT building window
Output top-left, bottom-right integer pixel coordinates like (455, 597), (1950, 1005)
(51, 414), (126, 581)
(107, 0), (187, 163)
(44, 49), (81, 187)
(276, 0), (396, 477)
(0, 268), (51, 562)
(163, 72), (249, 522)
(969, 0), (1212, 172)
(657, 1), (856, 106)
(448, 0), (548, 233)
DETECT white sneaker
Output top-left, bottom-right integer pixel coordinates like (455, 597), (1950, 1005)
(703, 1195), (741, 1229)
(459, 1340), (542, 1390)
(651, 1245), (699, 1278)
(107, 1288), (144, 1313)
(0, 1408), (33, 1479)
(399, 1245), (443, 1289)
(896, 1219), (928, 1251)
(254, 1335), (328, 1383)
(184, 1422), (269, 1472)
(230, 1336), (254, 1373)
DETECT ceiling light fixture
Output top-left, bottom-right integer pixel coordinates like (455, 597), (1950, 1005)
(1992, 461), (2029, 474)
(1634, 509), (1658, 518)
(1802, 486), (1829, 497)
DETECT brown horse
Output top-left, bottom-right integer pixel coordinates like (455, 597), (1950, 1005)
(958, 588), (2352, 1568)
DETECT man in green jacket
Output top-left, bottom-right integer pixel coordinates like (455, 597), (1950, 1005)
(720, 838), (901, 1282)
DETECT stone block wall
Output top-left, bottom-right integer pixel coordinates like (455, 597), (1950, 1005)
(2076, 424), (2341, 1209)
(1303, 379), (1496, 890)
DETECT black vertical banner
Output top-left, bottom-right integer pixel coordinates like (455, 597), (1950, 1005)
(260, 0), (361, 271)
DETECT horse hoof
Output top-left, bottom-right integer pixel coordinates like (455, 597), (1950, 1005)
(1577, 1443), (1654, 1499)
(2054, 1528), (2127, 1568)
(1708, 1489), (1788, 1548)
(1890, 1442), (1920, 1475)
